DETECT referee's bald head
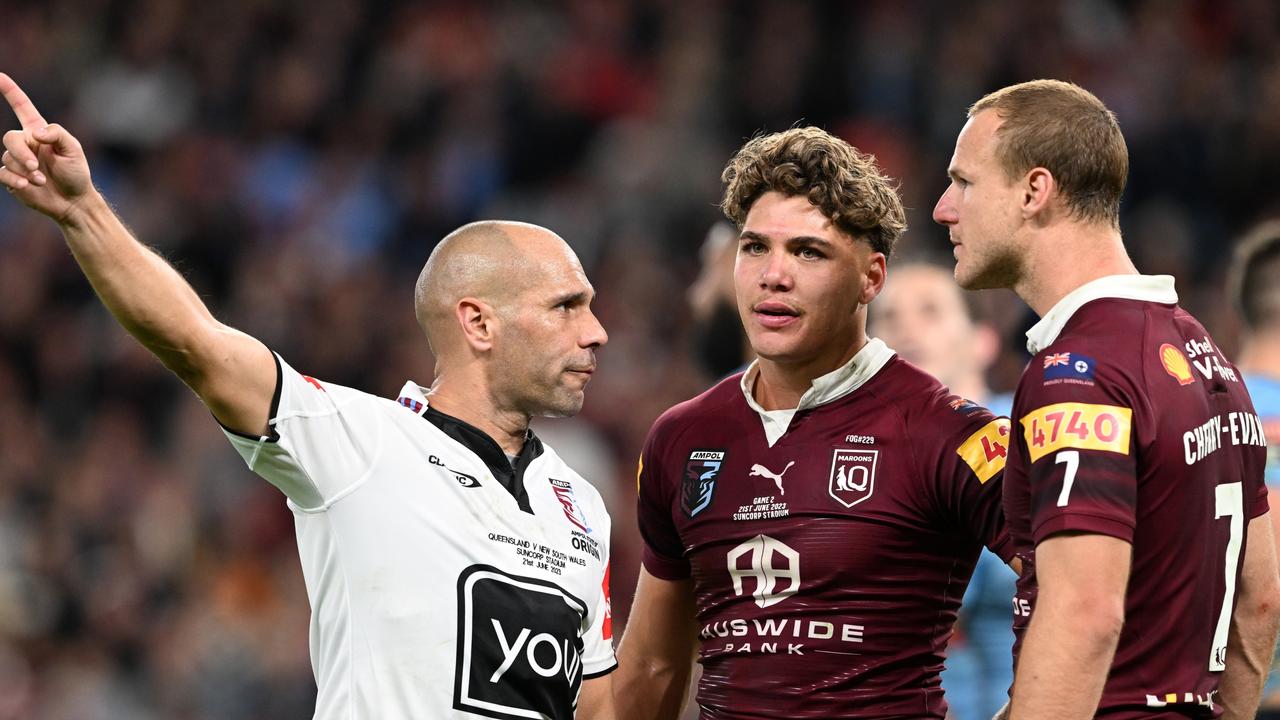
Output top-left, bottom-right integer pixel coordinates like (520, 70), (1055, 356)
(414, 220), (572, 358)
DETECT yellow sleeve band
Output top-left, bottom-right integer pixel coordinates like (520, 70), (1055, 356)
(1020, 402), (1132, 463)
(957, 418), (1011, 484)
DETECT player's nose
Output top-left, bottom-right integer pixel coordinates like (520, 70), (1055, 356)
(933, 187), (958, 226)
(759, 250), (792, 291)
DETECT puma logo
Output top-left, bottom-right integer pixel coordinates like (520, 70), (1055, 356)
(749, 461), (796, 496)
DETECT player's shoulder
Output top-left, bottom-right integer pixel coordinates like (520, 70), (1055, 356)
(276, 353), (382, 408)
(873, 358), (1010, 483)
(1046, 296), (1176, 374)
(648, 371), (748, 439)
(878, 357), (1002, 429)
(1021, 303), (1155, 409)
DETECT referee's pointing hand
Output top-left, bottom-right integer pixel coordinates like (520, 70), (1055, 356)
(0, 73), (93, 224)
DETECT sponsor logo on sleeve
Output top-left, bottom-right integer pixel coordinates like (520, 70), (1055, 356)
(829, 449), (877, 508)
(454, 566), (586, 720)
(1185, 335), (1240, 383)
(682, 450), (726, 518)
(957, 418), (1010, 483)
(1042, 352), (1096, 386)
(1020, 402), (1132, 463)
(303, 375), (326, 392)
(1159, 343), (1196, 386)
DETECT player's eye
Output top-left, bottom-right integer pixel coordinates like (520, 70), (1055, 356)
(741, 241), (766, 255)
(798, 247), (825, 260)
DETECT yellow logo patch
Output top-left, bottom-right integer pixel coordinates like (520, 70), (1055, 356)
(1021, 402), (1132, 463)
(957, 418), (1011, 483)
(1159, 343), (1195, 386)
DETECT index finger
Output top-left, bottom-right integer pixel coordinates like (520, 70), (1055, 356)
(0, 74), (48, 131)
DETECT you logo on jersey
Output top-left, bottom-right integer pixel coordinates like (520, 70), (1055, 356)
(454, 566), (587, 720)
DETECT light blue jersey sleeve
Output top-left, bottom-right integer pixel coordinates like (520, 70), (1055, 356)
(1242, 373), (1280, 488)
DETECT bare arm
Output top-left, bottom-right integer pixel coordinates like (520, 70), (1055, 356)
(1218, 512), (1280, 720)
(1, 73), (274, 435)
(579, 674), (615, 720)
(1009, 533), (1129, 720)
(612, 568), (699, 720)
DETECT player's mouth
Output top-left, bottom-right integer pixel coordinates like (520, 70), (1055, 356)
(565, 363), (596, 378)
(752, 301), (800, 329)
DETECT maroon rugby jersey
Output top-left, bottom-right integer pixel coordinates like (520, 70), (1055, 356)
(637, 339), (1012, 719)
(1006, 275), (1269, 718)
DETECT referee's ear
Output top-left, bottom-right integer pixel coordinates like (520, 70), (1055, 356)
(455, 297), (500, 353)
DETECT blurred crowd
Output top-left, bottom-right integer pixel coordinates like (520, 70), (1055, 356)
(1, 0), (1279, 718)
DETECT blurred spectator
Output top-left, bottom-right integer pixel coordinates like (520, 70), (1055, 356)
(688, 221), (751, 379)
(870, 261), (1016, 720)
(1228, 219), (1280, 718)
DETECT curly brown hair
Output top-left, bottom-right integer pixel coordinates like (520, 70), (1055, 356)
(720, 127), (906, 255)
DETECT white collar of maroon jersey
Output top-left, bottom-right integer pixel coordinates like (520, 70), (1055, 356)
(739, 337), (896, 447)
(1026, 274), (1178, 355)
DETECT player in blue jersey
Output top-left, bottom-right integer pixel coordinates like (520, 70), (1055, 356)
(1229, 219), (1280, 717)
(870, 261), (1015, 720)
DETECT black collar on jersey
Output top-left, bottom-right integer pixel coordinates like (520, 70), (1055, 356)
(423, 406), (542, 514)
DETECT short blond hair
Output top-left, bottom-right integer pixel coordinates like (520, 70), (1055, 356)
(970, 80), (1128, 227)
(720, 127), (906, 255)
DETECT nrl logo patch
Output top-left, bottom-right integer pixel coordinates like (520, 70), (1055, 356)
(682, 450), (726, 518)
(829, 449), (878, 508)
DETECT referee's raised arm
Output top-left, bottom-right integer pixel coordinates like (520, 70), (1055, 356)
(0, 72), (276, 437)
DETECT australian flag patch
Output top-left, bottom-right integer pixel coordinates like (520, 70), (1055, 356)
(1043, 352), (1096, 384)
(948, 396), (984, 416)
(681, 450), (726, 518)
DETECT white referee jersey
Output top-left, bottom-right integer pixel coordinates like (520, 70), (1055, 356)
(222, 353), (616, 720)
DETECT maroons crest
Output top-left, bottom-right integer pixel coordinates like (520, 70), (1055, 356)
(829, 449), (878, 508)
(682, 450), (726, 518)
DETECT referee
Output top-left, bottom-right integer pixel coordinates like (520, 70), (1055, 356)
(1, 72), (617, 720)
